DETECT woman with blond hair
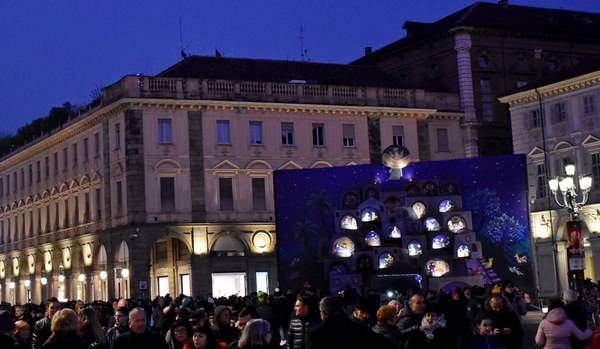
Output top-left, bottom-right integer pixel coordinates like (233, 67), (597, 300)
(233, 319), (272, 349)
(42, 308), (86, 349)
(79, 307), (107, 349)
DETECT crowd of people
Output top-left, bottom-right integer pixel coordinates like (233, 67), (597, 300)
(1, 280), (600, 349)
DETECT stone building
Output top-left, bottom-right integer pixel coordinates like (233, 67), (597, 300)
(354, 1), (600, 157)
(0, 56), (464, 303)
(500, 61), (600, 296)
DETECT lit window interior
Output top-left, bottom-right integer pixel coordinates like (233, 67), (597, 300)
(412, 201), (426, 219)
(432, 234), (450, 249)
(448, 215), (467, 233)
(438, 199), (455, 213)
(361, 208), (379, 222)
(378, 253), (395, 269)
(386, 225), (402, 239)
(365, 231), (381, 247)
(408, 241), (423, 256)
(425, 217), (440, 231)
(457, 244), (471, 258)
(340, 215), (358, 230)
(426, 259), (450, 277)
(332, 237), (355, 258)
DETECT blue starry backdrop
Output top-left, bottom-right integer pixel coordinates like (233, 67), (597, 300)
(274, 154), (533, 292)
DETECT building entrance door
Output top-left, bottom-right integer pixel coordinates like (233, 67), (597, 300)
(211, 272), (246, 298)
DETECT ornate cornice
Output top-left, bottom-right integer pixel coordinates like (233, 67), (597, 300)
(499, 71), (600, 107)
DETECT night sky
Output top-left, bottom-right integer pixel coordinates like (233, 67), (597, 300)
(1, 0), (600, 134)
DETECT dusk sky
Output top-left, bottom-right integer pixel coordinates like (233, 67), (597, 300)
(1, 0), (600, 135)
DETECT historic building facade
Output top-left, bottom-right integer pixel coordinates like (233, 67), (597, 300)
(500, 64), (600, 297)
(0, 56), (464, 303)
(354, 1), (600, 157)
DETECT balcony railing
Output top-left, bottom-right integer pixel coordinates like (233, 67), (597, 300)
(101, 76), (460, 110)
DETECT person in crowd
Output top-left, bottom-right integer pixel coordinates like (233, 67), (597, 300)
(211, 305), (240, 346)
(235, 307), (258, 332)
(32, 300), (60, 349)
(287, 295), (320, 349)
(535, 305), (592, 348)
(42, 308), (87, 349)
(397, 294), (427, 349)
(421, 308), (447, 348)
(184, 325), (216, 349)
(0, 310), (16, 349)
(232, 319), (272, 349)
(467, 287), (488, 327)
(372, 304), (402, 347)
(307, 296), (390, 349)
(503, 282), (528, 317)
(14, 320), (30, 349)
(167, 320), (192, 349)
(79, 307), (107, 349)
(113, 307), (169, 349)
(445, 288), (469, 348)
(350, 301), (370, 328)
(13, 305), (32, 327)
(189, 310), (209, 330)
(485, 295), (523, 349)
(106, 307), (129, 349)
(564, 290), (589, 330)
(468, 314), (499, 349)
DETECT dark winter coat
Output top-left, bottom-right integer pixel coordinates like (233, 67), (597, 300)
(372, 323), (402, 348)
(32, 317), (52, 349)
(397, 311), (426, 349)
(287, 313), (320, 349)
(211, 306), (240, 345)
(485, 309), (523, 349)
(42, 331), (87, 349)
(468, 334), (500, 349)
(112, 330), (169, 349)
(306, 313), (392, 349)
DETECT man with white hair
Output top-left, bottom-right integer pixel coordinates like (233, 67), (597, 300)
(113, 308), (168, 349)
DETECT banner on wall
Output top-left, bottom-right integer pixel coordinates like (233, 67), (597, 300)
(566, 220), (585, 271)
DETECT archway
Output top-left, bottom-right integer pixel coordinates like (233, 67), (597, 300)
(150, 236), (192, 298)
(94, 245), (108, 300)
(115, 241), (130, 298)
(210, 234), (249, 297)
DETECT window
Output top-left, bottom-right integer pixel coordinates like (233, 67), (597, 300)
(20, 168), (24, 189)
(478, 54), (489, 68)
(530, 110), (541, 128)
(74, 195), (79, 225)
(342, 124), (355, 147)
(64, 199), (69, 228)
(436, 128), (450, 152)
(116, 181), (123, 216)
(28, 164), (32, 186)
(160, 177), (175, 212)
(54, 203), (59, 231)
(480, 79), (494, 122)
(155, 241), (168, 263)
(593, 154), (600, 189)
(218, 178), (234, 211)
(249, 121), (263, 145)
(45, 156), (49, 179)
(158, 119), (173, 144)
(180, 274), (191, 296)
(281, 122), (294, 145)
(53, 152), (58, 175)
(516, 81), (528, 88)
(115, 123), (121, 149)
(217, 120), (230, 144)
(584, 95), (596, 115)
(94, 132), (100, 157)
(83, 138), (89, 162)
(536, 164), (547, 198)
(553, 102), (567, 123)
(13, 172), (17, 193)
(0, 178), (3, 197)
(84, 192), (90, 223)
(37, 207), (41, 235)
(312, 123), (325, 146)
(252, 178), (266, 211)
(36, 161), (40, 183)
(392, 126), (404, 146)
(5, 176), (9, 197)
(72, 143), (78, 167)
(63, 148), (68, 171)
(96, 188), (102, 220)
(29, 210), (33, 236)
(46, 205), (50, 232)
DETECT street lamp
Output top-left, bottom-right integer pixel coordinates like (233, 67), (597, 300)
(548, 163), (593, 291)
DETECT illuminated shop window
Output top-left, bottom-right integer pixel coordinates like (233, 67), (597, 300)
(340, 215), (358, 230)
(361, 208), (379, 222)
(425, 218), (440, 231)
(386, 225), (402, 239)
(432, 234), (450, 249)
(408, 241), (423, 256)
(365, 231), (381, 247)
(412, 202), (426, 219)
(332, 237), (355, 258)
(438, 199), (455, 213)
(378, 253), (395, 269)
(426, 259), (450, 277)
(457, 244), (471, 258)
(448, 215), (467, 233)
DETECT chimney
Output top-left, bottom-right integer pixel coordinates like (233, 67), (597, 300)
(364, 46), (373, 56)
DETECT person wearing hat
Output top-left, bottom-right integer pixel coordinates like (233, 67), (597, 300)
(0, 310), (16, 349)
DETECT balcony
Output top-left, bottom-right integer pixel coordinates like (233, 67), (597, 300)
(101, 76), (460, 110)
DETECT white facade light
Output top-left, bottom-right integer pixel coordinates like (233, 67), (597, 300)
(579, 176), (592, 191)
(565, 164), (576, 176)
(40, 277), (48, 285)
(9, 281), (15, 289)
(99, 271), (108, 280)
(23, 280), (31, 288)
(78, 274), (86, 282)
(58, 274), (65, 282)
(121, 268), (130, 278)
(548, 178), (559, 192)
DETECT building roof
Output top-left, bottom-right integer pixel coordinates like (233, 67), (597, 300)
(157, 55), (407, 88)
(511, 59), (600, 93)
(354, 1), (600, 63)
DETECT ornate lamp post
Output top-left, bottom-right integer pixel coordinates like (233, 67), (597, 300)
(548, 163), (592, 290)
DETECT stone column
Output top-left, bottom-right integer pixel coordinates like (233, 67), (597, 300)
(556, 241), (569, 293)
(536, 240), (560, 297)
(453, 30), (479, 158)
(191, 254), (212, 297)
(589, 236), (600, 283)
